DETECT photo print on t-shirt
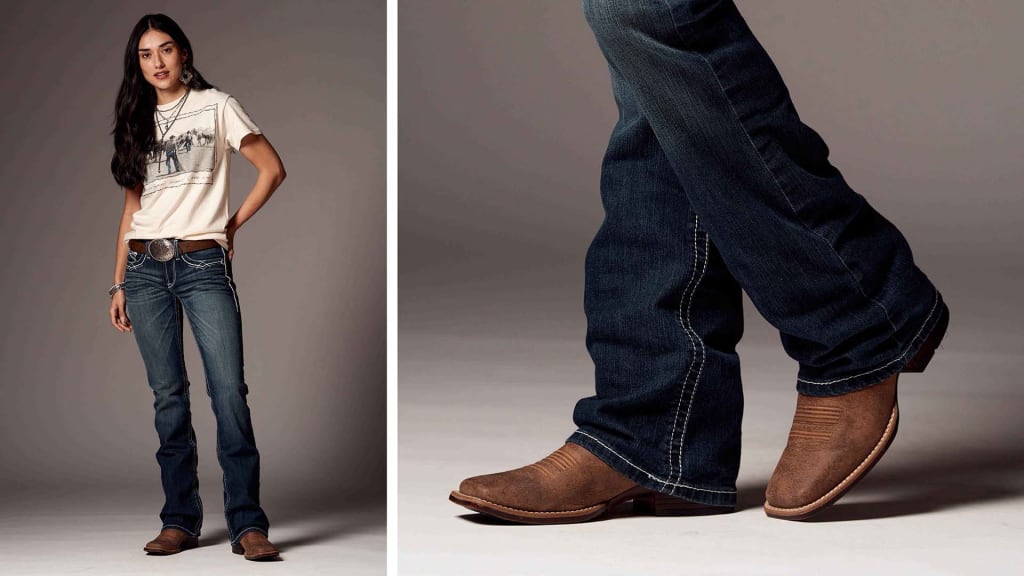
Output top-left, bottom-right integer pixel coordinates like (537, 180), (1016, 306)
(145, 103), (218, 195)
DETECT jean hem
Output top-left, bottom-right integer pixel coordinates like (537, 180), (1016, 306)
(161, 523), (200, 538)
(796, 289), (946, 396)
(230, 526), (269, 546)
(568, 429), (737, 508)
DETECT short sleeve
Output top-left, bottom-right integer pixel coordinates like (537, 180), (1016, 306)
(223, 95), (262, 152)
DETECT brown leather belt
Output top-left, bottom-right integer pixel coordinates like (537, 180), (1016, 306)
(129, 239), (220, 256)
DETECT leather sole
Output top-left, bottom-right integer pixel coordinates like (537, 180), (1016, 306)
(449, 486), (732, 525)
(764, 301), (949, 520)
(143, 536), (198, 555)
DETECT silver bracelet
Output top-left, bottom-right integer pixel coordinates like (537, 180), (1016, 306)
(108, 282), (126, 298)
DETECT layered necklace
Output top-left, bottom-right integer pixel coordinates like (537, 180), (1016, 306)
(155, 88), (191, 141)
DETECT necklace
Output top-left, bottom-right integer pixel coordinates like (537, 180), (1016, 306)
(155, 88), (191, 141)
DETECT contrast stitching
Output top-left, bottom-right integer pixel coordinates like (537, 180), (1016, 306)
(798, 289), (940, 386)
(231, 526), (268, 545)
(657, 0), (900, 344)
(161, 523), (199, 537)
(181, 252), (224, 269)
(126, 251), (148, 270)
(574, 430), (735, 495)
(221, 247), (240, 313)
(675, 224), (710, 485)
(455, 493), (605, 515)
(667, 212), (703, 481)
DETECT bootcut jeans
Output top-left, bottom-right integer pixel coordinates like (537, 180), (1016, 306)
(124, 244), (270, 543)
(567, 0), (949, 508)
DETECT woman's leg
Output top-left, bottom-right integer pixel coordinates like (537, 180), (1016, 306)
(569, 63), (745, 508)
(125, 255), (203, 537)
(452, 43), (746, 522)
(581, 0), (945, 391)
(174, 247), (270, 545)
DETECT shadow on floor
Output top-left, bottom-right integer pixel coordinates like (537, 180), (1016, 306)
(803, 444), (1024, 522)
(198, 493), (385, 549)
(453, 441), (1024, 524)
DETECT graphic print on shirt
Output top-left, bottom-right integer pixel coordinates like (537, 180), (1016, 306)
(144, 103), (218, 196)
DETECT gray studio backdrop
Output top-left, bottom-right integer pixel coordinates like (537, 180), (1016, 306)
(400, 0), (1023, 358)
(0, 0), (384, 510)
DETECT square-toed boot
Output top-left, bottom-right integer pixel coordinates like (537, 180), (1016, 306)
(231, 530), (280, 561)
(143, 527), (198, 555)
(450, 442), (731, 524)
(765, 304), (949, 520)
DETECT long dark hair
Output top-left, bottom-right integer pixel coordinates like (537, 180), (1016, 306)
(110, 14), (214, 188)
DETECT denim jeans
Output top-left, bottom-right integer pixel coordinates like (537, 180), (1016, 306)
(125, 244), (269, 543)
(568, 0), (949, 508)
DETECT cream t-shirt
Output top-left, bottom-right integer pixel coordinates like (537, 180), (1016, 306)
(124, 88), (261, 249)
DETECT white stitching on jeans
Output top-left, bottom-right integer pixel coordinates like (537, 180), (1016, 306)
(181, 251), (224, 269)
(798, 289), (940, 386)
(574, 429), (735, 495)
(221, 246), (240, 313)
(667, 212), (702, 483)
(162, 523), (199, 537)
(675, 225), (710, 485)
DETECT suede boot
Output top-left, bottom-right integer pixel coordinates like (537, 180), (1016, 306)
(451, 442), (731, 524)
(143, 527), (198, 555)
(765, 304), (949, 520)
(231, 530), (280, 561)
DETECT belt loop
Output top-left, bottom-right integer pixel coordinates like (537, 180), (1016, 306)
(173, 238), (180, 260)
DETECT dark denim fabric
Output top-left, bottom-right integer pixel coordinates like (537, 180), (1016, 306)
(125, 245), (269, 543)
(569, 0), (948, 507)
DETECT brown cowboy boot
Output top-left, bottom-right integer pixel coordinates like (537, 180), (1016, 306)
(231, 531), (280, 561)
(765, 303), (949, 520)
(143, 527), (198, 555)
(450, 442), (731, 524)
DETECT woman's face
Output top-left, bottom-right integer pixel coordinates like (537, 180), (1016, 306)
(137, 28), (186, 92)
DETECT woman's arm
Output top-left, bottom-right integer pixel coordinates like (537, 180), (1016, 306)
(110, 185), (143, 333)
(226, 133), (286, 259)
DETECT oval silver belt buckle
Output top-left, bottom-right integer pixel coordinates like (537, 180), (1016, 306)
(148, 238), (175, 262)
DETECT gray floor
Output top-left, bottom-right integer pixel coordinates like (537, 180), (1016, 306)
(0, 489), (384, 575)
(399, 320), (1024, 575)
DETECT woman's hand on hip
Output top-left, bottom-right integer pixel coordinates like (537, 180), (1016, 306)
(226, 222), (237, 260)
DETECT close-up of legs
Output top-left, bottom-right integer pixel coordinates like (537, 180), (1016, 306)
(450, 0), (949, 524)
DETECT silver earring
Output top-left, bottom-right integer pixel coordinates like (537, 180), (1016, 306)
(180, 67), (194, 85)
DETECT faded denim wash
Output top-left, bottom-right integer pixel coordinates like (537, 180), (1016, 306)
(125, 244), (269, 543)
(569, 0), (949, 508)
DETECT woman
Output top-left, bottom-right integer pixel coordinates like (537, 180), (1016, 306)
(107, 14), (286, 561)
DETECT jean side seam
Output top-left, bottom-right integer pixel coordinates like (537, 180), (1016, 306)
(656, 0), (901, 344)
(667, 212), (703, 482)
(675, 223), (710, 486)
(798, 288), (940, 386)
(574, 429), (735, 495)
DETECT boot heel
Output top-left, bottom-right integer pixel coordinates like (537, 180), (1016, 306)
(633, 492), (734, 516)
(903, 303), (949, 373)
(231, 543), (244, 555)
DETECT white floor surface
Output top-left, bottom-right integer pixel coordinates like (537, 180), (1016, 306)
(0, 491), (384, 575)
(399, 330), (1024, 575)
